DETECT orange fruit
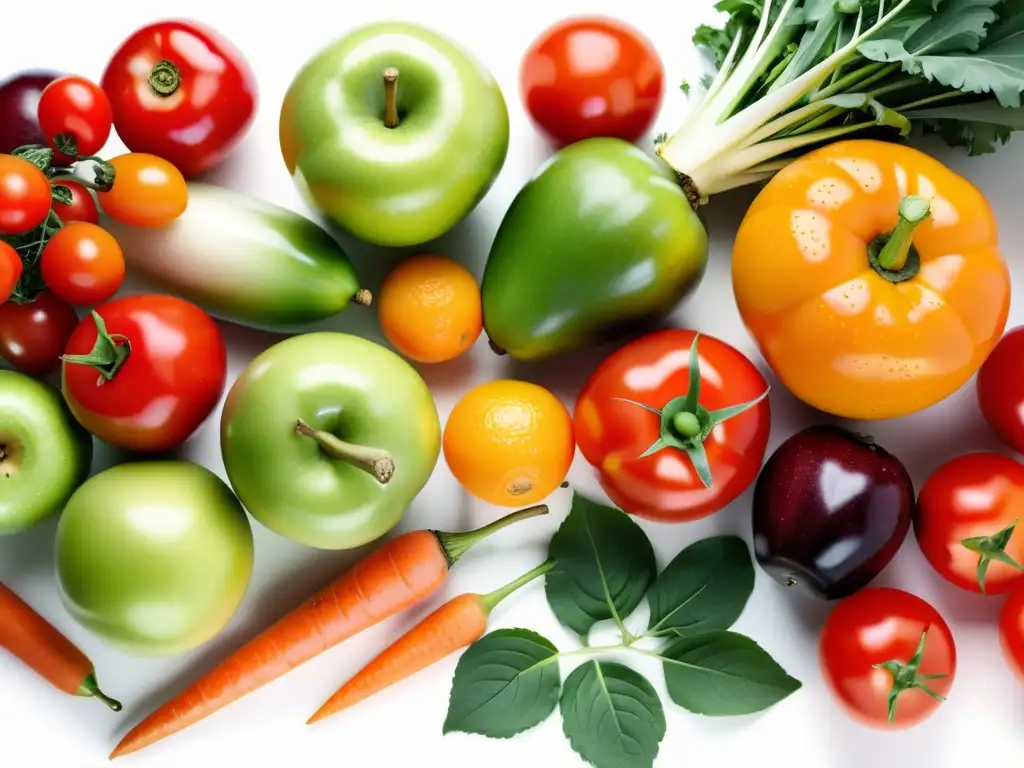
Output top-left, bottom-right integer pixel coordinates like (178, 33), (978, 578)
(443, 380), (575, 506)
(378, 254), (483, 363)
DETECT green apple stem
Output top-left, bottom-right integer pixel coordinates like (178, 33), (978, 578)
(294, 419), (395, 484)
(383, 67), (400, 129)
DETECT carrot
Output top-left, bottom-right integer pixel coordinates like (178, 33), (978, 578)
(0, 580), (121, 711)
(307, 557), (555, 723)
(110, 504), (548, 759)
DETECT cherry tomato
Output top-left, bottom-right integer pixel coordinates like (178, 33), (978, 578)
(573, 329), (770, 522)
(37, 75), (113, 160)
(914, 452), (1024, 595)
(520, 16), (664, 147)
(0, 154), (51, 235)
(96, 153), (187, 228)
(0, 241), (23, 303)
(40, 222), (125, 307)
(820, 587), (956, 730)
(1000, 586), (1024, 683)
(101, 20), (258, 178)
(51, 180), (98, 226)
(977, 326), (1024, 453)
(61, 294), (227, 452)
(0, 290), (79, 375)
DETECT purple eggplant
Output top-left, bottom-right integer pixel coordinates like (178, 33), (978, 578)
(751, 425), (913, 600)
(0, 71), (63, 154)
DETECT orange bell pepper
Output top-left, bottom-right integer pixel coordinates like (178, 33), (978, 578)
(731, 140), (1010, 421)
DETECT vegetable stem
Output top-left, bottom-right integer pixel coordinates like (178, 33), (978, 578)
(435, 504), (549, 566)
(60, 311), (130, 383)
(876, 196), (931, 272)
(478, 559), (556, 614)
(148, 60), (182, 97)
(78, 673), (123, 712)
(294, 419), (395, 484)
(352, 288), (372, 307)
(383, 67), (400, 129)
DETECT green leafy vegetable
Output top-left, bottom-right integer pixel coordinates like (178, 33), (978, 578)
(443, 628), (561, 738)
(661, 631), (803, 716)
(659, 0), (1024, 202)
(560, 661), (666, 768)
(545, 492), (656, 637)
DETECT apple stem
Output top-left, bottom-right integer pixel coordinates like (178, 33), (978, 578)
(383, 67), (400, 129)
(352, 288), (372, 307)
(295, 419), (395, 484)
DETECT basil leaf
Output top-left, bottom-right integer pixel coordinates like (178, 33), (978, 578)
(560, 661), (666, 768)
(443, 628), (560, 739)
(545, 492), (656, 636)
(661, 630), (802, 716)
(646, 536), (754, 637)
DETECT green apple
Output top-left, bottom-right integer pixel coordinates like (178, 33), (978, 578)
(279, 21), (510, 247)
(0, 370), (92, 535)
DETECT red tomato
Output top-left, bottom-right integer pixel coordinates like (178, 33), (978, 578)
(520, 16), (664, 147)
(0, 154), (51, 235)
(820, 588), (956, 730)
(51, 180), (98, 225)
(0, 290), (79, 375)
(40, 222), (125, 307)
(61, 295), (227, 452)
(0, 241), (23, 302)
(37, 76), (113, 160)
(96, 153), (188, 227)
(1000, 586), (1024, 683)
(573, 329), (770, 522)
(101, 20), (258, 177)
(977, 326), (1024, 453)
(914, 452), (1024, 595)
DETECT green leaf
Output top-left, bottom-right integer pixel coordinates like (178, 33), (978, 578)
(560, 661), (666, 768)
(661, 631), (802, 716)
(10, 145), (54, 174)
(646, 536), (754, 637)
(909, 99), (1024, 154)
(443, 628), (561, 739)
(545, 492), (657, 637)
(51, 184), (73, 206)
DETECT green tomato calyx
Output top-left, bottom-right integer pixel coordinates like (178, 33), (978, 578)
(962, 518), (1024, 594)
(614, 332), (769, 489)
(77, 673), (122, 712)
(432, 504), (549, 568)
(383, 67), (400, 129)
(149, 60), (182, 97)
(60, 311), (131, 383)
(869, 195), (930, 282)
(294, 419), (395, 484)
(873, 630), (948, 725)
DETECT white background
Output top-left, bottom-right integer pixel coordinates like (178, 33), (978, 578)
(2, 1), (1023, 767)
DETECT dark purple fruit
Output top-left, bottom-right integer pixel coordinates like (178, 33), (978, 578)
(751, 424), (913, 600)
(0, 70), (63, 154)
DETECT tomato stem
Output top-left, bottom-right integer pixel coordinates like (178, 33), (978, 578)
(873, 629), (947, 724)
(962, 519), (1024, 593)
(478, 559), (556, 614)
(383, 67), (400, 129)
(59, 311), (130, 383)
(148, 60), (182, 97)
(294, 419), (395, 484)
(870, 195), (930, 277)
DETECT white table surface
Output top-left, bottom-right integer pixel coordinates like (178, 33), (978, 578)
(2, 2), (1023, 766)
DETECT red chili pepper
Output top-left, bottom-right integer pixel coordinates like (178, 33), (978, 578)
(100, 20), (257, 178)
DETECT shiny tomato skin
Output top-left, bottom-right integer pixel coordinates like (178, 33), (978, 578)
(96, 153), (187, 227)
(1000, 586), (1024, 683)
(977, 326), (1024, 453)
(520, 16), (664, 147)
(37, 76), (113, 160)
(40, 222), (125, 307)
(51, 180), (99, 226)
(0, 242), (23, 302)
(0, 154), (51, 235)
(915, 452), (1024, 595)
(61, 295), (227, 452)
(820, 588), (956, 730)
(101, 20), (258, 177)
(0, 290), (79, 375)
(573, 329), (770, 522)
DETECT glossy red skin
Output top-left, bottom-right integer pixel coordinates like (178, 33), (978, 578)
(977, 326), (1024, 453)
(51, 180), (98, 226)
(574, 329), (770, 522)
(40, 222), (125, 307)
(520, 15), (664, 147)
(61, 294), (227, 452)
(820, 587), (956, 730)
(0, 242), (23, 302)
(914, 452), (1024, 595)
(999, 586), (1024, 683)
(0, 290), (79, 376)
(0, 155), (51, 235)
(0, 71), (63, 153)
(101, 20), (258, 177)
(37, 76), (113, 160)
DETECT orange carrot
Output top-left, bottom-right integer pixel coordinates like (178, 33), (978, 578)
(307, 558), (556, 723)
(0, 580), (120, 711)
(110, 504), (548, 759)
